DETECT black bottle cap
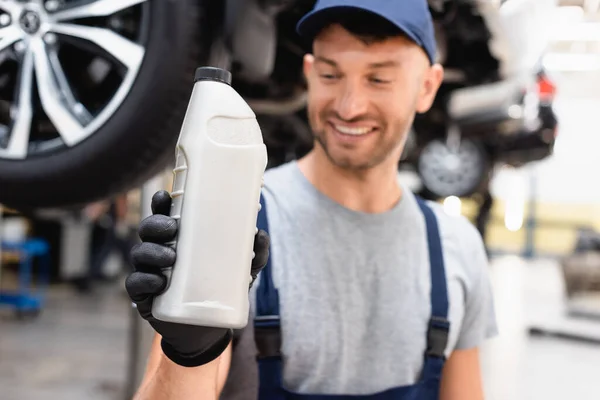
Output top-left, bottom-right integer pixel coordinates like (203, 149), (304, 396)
(194, 67), (232, 85)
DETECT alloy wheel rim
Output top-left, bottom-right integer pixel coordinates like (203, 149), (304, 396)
(418, 138), (485, 197)
(0, 0), (149, 160)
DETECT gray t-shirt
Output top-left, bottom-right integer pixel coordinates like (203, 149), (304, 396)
(220, 161), (497, 399)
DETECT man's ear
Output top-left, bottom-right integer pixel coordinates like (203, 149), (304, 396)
(416, 63), (444, 113)
(303, 53), (315, 83)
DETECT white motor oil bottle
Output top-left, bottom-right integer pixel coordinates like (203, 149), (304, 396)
(151, 67), (268, 329)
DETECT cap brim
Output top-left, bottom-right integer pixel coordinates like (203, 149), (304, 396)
(296, 5), (422, 49)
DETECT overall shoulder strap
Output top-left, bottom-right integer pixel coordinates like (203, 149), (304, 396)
(414, 195), (450, 360)
(254, 193), (283, 360)
(256, 193), (281, 319)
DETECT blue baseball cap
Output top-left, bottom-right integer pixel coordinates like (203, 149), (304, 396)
(296, 0), (437, 65)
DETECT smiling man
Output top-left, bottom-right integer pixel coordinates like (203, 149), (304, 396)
(126, 1), (498, 399)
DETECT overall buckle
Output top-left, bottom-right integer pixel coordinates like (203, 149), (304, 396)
(254, 315), (282, 359)
(426, 316), (450, 358)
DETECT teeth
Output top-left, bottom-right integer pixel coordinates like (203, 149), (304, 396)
(334, 125), (372, 135)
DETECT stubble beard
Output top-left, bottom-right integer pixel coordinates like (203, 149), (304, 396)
(311, 116), (407, 171)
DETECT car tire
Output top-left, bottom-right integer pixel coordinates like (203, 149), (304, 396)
(416, 137), (491, 199)
(0, 0), (208, 210)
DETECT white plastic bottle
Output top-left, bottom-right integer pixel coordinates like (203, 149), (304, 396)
(152, 67), (268, 329)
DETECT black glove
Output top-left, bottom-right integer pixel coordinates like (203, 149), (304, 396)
(125, 190), (269, 367)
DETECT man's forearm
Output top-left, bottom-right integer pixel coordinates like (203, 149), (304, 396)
(134, 353), (221, 400)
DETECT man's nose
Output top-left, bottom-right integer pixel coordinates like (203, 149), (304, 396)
(334, 83), (369, 121)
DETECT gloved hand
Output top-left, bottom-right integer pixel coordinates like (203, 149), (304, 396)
(125, 190), (269, 367)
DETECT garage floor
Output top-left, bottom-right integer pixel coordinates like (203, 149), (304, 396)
(0, 279), (130, 400)
(1, 256), (600, 400)
(481, 256), (600, 400)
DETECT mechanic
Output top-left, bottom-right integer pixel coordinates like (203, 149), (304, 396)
(125, 1), (498, 399)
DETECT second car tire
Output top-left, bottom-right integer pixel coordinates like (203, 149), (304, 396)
(416, 137), (490, 199)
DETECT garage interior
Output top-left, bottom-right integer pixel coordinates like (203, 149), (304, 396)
(1, 0), (600, 399)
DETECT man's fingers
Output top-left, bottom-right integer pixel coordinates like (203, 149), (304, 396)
(139, 214), (178, 243)
(125, 271), (167, 302)
(251, 229), (270, 273)
(151, 190), (172, 216)
(130, 242), (176, 269)
(133, 295), (154, 320)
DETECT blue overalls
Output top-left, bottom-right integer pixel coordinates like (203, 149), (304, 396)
(254, 194), (450, 400)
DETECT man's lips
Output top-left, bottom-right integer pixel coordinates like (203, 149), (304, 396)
(328, 122), (378, 137)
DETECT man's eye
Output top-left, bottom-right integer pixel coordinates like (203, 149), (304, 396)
(320, 74), (338, 80)
(369, 77), (390, 84)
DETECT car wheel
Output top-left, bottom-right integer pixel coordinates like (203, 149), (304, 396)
(0, 0), (208, 210)
(417, 137), (490, 198)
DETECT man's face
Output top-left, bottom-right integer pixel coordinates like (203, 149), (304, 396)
(304, 24), (443, 171)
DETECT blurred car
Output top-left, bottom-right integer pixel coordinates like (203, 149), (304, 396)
(0, 0), (558, 210)
(410, 67), (559, 199)
(402, 0), (560, 199)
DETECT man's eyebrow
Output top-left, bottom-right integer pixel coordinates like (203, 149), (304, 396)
(368, 60), (398, 68)
(314, 56), (337, 66)
(314, 57), (398, 69)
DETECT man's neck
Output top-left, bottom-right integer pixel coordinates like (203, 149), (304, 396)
(297, 150), (402, 214)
